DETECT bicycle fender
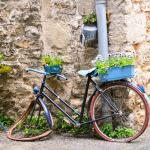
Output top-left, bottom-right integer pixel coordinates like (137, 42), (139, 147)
(38, 98), (53, 128)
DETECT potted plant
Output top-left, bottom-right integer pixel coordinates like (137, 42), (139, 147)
(0, 53), (12, 78)
(80, 11), (97, 46)
(42, 55), (63, 74)
(83, 11), (97, 26)
(96, 55), (135, 82)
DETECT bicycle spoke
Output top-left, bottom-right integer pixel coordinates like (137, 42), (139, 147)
(35, 106), (41, 127)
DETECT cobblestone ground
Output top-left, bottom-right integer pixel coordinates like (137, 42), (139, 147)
(0, 127), (150, 150)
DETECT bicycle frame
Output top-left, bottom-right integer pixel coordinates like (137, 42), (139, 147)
(7, 69), (149, 142)
(37, 74), (119, 127)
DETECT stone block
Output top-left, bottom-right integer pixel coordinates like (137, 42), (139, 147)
(136, 42), (150, 64)
(107, 0), (127, 14)
(146, 12), (150, 32)
(132, 0), (142, 2)
(109, 14), (127, 46)
(132, 3), (141, 13)
(146, 32), (150, 41)
(25, 26), (40, 38)
(125, 13), (146, 43)
(0, 2), (7, 9)
(42, 21), (71, 50)
(54, 0), (76, 15)
(141, 1), (150, 12)
(0, 26), (6, 36)
(78, 0), (95, 15)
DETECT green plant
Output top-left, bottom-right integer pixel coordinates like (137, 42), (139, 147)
(42, 55), (63, 67)
(0, 64), (12, 74)
(0, 113), (15, 130)
(96, 56), (135, 76)
(100, 123), (136, 138)
(0, 53), (12, 75)
(54, 111), (73, 133)
(0, 53), (4, 61)
(18, 115), (49, 137)
(83, 11), (97, 25)
(54, 111), (92, 136)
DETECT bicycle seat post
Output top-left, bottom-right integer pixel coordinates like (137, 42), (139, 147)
(79, 76), (91, 123)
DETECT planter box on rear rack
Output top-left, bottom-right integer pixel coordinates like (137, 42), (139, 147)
(98, 65), (135, 82)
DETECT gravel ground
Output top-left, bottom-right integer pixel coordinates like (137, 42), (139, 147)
(0, 127), (150, 150)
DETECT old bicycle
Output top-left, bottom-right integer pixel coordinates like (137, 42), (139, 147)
(7, 67), (149, 142)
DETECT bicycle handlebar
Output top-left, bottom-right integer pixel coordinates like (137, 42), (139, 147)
(25, 68), (48, 75)
(25, 68), (67, 80)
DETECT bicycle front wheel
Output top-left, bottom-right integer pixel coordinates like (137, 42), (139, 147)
(90, 81), (149, 142)
(7, 99), (53, 141)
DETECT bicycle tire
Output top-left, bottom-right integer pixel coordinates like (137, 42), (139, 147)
(7, 99), (53, 141)
(90, 81), (149, 142)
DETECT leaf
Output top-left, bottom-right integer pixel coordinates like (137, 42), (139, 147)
(0, 53), (4, 61)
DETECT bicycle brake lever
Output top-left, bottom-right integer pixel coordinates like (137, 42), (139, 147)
(57, 74), (67, 80)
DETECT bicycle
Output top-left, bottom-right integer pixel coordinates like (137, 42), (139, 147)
(7, 67), (149, 142)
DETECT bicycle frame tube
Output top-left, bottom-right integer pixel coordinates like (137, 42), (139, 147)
(38, 75), (119, 127)
(79, 76), (91, 123)
(44, 84), (81, 116)
(37, 75), (96, 125)
(90, 79), (119, 112)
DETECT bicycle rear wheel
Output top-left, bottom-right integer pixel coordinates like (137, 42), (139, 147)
(90, 81), (149, 142)
(7, 99), (53, 141)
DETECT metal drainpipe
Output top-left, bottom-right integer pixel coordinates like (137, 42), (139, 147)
(96, 0), (108, 60)
(96, 0), (111, 122)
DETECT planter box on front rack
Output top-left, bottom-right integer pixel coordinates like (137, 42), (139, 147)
(42, 55), (63, 74)
(44, 65), (62, 74)
(98, 65), (135, 82)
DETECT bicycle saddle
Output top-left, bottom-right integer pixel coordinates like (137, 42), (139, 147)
(78, 68), (96, 77)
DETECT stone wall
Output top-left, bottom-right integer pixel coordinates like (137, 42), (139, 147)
(0, 0), (42, 117)
(0, 0), (150, 116)
(128, 0), (150, 94)
(109, 0), (150, 94)
(40, 0), (98, 108)
(40, 0), (150, 105)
